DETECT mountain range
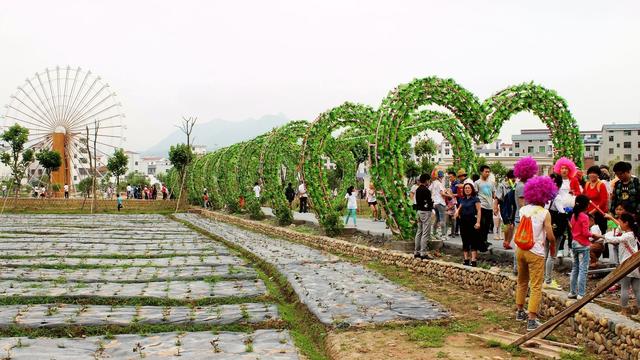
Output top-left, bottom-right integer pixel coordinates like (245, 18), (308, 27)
(143, 114), (293, 156)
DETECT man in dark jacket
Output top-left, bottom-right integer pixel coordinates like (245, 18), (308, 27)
(415, 173), (434, 259)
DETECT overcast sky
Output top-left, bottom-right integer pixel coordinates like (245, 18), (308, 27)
(1, 0), (639, 151)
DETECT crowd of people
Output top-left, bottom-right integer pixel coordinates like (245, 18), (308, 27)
(411, 156), (640, 330)
(125, 183), (169, 200)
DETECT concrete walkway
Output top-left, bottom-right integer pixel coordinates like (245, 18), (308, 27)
(261, 207), (579, 266)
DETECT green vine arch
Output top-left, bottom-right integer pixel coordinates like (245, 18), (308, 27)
(170, 76), (582, 240)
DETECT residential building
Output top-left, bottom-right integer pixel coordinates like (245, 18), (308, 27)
(191, 145), (207, 156)
(125, 151), (143, 174)
(600, 124), (640, 168)
(141, 156), (172, 176)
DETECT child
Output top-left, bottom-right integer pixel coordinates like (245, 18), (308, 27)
(445, 195), (457, 237)
(604, 213), (640, 316)
(588, 214), (605, 268)
(344, 186), (357, 226)
(568, 195), (602, 299)
(117, 193), (123, 212)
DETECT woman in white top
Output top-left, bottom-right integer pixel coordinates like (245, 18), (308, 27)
(344, 186), (358, 226)
(367, 183), (380, 221)
(604, 213), (640, 315)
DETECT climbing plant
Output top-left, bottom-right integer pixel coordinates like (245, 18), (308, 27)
(301, 102), (376, 235)
(373, 76), (582, 239)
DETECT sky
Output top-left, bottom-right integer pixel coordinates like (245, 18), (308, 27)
(1, 0), (639, 151)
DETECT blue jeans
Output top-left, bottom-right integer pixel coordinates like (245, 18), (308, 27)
(345, 209), (357, 225)
(570, 244), (590, 297)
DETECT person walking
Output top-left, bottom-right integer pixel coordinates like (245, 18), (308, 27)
(366, 183), (380, 221)
(414, 173), (434, 260)
(285, 183), (295, 209)
(454, 183), (481, 266)
(604, 213), (640, 316)
(298, 182), (308, 213)
(63, 184), (69, 199)
(568, 195), (602, 299)
(161, 184), (168, 200)
(117, 192), (123, 212)
(430, 170), (447, 240)
(496, 170), (516, 248)
(344, 186), (358, 226)
(474, 165), (497, 252)
(553, 157), (581, 258)
(514, 175), (557, 331)
(126, 184), (132, 199)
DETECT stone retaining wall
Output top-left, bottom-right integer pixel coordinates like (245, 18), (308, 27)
(193, 209), (640, 360)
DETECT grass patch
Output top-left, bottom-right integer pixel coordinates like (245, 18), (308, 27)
(407, 325), (448, 348)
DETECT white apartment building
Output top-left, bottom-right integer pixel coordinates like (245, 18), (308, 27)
(600, 124), (640, 168)
(141, 156), (172, 176)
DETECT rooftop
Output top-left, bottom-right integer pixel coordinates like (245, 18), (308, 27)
(602, 123), (640, 131)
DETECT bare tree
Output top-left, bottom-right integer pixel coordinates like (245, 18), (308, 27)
(175, 116), (197, 212)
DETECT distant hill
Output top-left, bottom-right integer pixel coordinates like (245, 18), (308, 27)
(143, 114), (292, 156)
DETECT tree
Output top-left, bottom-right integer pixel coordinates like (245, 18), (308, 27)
(169, 143), (194, 211)
(77, 177), (93, 198)
(350, 140), (369, 166)
(0, 124), (34, 197)
(414, 138), (438, 159)
(107, 149), (128, 192)
(404, 160), (420, 184)
(35, 149), (62, 192)
(490, 161), (507, 180)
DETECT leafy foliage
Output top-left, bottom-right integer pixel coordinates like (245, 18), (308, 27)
(107, 149), (128, 190)
(0, 124), (35, 194)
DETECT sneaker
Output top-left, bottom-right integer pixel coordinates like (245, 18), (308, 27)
(577, 295), (583, 300)
(527, 319), (542, 331)
(567, 293), (577, 299)
(420, 253), (433, 260)
(515, 309), (527, 321)
(470, 260), (478, 267)
(543, 279), (562, 291)
(463, 259), (470, 266)
(557, 251), (564, 258)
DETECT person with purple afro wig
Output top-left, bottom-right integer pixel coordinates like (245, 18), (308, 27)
(524, 176), (559, 206)
(514, 156), (538, 181)
(515, 175), (557, 331)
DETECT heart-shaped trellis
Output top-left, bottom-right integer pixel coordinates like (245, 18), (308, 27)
(373, 76), (582, 240)
(168, 76), (582, 241)
(300, 102), (376, 235)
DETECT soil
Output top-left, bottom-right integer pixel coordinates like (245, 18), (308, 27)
(326, 331), (527, 360)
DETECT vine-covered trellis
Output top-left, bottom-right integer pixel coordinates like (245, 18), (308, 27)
(168, 76), (582, 240)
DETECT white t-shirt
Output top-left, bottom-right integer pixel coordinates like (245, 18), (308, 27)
(589, 224), (602, 243)
(126, 185), (132, 192)
(429, 179), (446, 206)
(345, 192), (358, 209)
(298, 184), (307, 198)
(253, 185), (261, 198)
(63, 185), (69, 192)
(518, 205), (549, 257)
(410, 184), (419, 205)
(366, 188), (377, 203)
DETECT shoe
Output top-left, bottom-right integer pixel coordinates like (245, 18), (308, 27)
(577, 295), (583, 300)
(527, 319), (542, 331)
(414, 253), (420, 259)
(543, 279), (562, 291)
(463, 259), (470, 266)
(515, 309), (527, 321)
(567, 293), (577, 299)
(503, 242), (513, 250)
(608, 284), (621, 293)
(470, 260), (478, 267)
(420, 253), (433, 260)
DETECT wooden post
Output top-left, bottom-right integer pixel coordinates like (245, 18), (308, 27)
(511, 250), (640, 346)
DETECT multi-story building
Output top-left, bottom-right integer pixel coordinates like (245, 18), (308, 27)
(599, 124), (640, 168)
(141, 156), (172, 176)
(125, 151), (143, 174)
(191, 145), (207, 157)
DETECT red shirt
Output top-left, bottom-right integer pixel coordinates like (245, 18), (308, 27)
(583, 180), (608, 214)
(570, 212), (592, 247)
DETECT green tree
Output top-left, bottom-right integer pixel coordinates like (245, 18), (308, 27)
(0, 124), (35, 197)
(77, 177), (93, 198)
(124, 172), (150, 188)
(414, 138), (438, 158)
(350, 140), (369, 166)
(489, 161), (507, 180)
(169, 143), (194, 210)
(35, 149), (62, 192)
(405, 160), (420, 184)
(107, 149), (128, 192)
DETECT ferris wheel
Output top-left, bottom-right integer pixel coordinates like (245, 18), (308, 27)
(1, 66), (126, 186)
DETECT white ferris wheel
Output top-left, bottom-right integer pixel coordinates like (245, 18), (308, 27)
(1, 66), (126, 185)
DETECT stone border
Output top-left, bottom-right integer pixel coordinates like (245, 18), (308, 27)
(192, 209), (640, 359)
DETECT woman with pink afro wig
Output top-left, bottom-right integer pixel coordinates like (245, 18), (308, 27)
(553, 157), (582, 196)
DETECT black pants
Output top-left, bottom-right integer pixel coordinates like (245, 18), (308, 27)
(460, 216), (480, 251)
(64, 192), (69, 199)
(480, 208), (493, 244)
(550, 210), (570, 250)
(299, 197), (308, 213)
